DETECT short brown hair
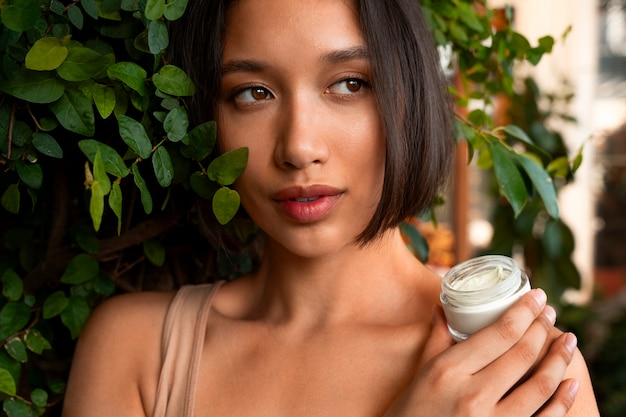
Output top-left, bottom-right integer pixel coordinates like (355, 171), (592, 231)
(169, 0), (454, 247)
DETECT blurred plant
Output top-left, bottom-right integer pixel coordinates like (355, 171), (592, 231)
(474, 76), (583, 304)
(0, 0), (583, 415)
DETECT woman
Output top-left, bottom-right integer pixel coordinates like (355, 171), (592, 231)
(63, 0), (599, 415)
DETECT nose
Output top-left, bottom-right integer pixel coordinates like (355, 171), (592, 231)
(274, 94), (330, 170)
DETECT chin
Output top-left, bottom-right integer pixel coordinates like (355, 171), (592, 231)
(268, 226), (363, 259)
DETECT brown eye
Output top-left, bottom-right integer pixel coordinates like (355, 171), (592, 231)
(235, 86), (274, 103)
(345, 79), (362, 92)
(251, 87), (270, 100)
(328, 78), (369, 95)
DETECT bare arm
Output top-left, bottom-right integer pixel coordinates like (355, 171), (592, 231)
(62, 291), (173, 417)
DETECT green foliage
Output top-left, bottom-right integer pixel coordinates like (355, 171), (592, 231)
(0, 0), (588, 414)
(0, 0), (247, 413)
(476, 77), (582, 305)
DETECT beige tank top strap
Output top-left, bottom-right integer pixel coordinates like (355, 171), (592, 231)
(152, 281), (224, 417)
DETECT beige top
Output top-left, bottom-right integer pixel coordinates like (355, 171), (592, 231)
(152, 282), (224, 417)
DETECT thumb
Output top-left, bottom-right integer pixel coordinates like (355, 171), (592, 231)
(418, 305), (455, 368)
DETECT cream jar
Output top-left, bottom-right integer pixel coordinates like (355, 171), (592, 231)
(440, 255), (531, 342)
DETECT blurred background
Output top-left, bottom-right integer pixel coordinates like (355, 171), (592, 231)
(421, 1), (626, 414)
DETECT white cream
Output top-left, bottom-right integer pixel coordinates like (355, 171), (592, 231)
(453, 266), (510, 291)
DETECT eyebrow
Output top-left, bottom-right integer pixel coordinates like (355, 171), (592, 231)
(320, 46), (369, 64)
(221, 46), (369, 75)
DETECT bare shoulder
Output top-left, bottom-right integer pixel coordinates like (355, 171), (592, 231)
(566, 341), (600, 416)
(63, 290), (176, 417)
(544, 327), (599, 416)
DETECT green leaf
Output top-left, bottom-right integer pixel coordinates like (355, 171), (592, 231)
(0, 301), (30, 341)
(107, 62), (148, 96)
(502, 124), (551, 161)
(60, 254), (99, 285)
(25, 37), (68, 71)
(0, 368), (17, 397)
(164, 0), (188, 20)
(542, 220), (574, 260)
(30, 388), (48, 408)
(81, 0), (99, 19)
(0, 0), (41, 32)
(0, 369), (16, 396)
(118, 115), (152, 159)
(163, 107), (188, 142)
(538, 35), (555, 54)
(517, 154), (559, 219)
(454, 118), (476, 144)
(449, 21), (468, 44)
(0, 350), (21, 387)
(147, 19), (169, 54)
(5, 338), (27, 363)
(503, 125), (532, 144)
(43, 291), (68, 319)
(90, 181), (105, 231)
(48, 378), (66, 395)
(57, 48), (115, 81)
(93, 149), (111, 194)
(212, 187), (240, 225)
(1, 184), (20, 214)
(457, 2), (484, 32)
(70, 224), (100, 254)
(489, 141), (527, 217)
(182, 121), (216, 160)
(1, 269), (23, 301)
(189, 172), (219, 200)
(152, 65), (195, 96)
(132, 163), (153, 214)
(572, 145), (584, 174)
(16, 161), (43, 190)
(400, 221), (429, 263)
(143, 239), (165, 266)
(93, 274), (116, 296)
(50, 90), (95, 136)
(60, 296), (90, 339)
(78, 139), (129, 178)
(2, 397), (33, 417)
(144, 0), (164, 20)
(152, 146), (174, 187)
(92, 84), (116, 119)
(109, 182), (123, 235)
(32, 133), (63, 158)
(207, 147), (248, 186)
(67, 4), (84, 29)
(1, 69), (65, 104)
(546, 156), (570, 178)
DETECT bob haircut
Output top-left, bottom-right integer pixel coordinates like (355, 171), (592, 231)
(169, 0), (455, 247)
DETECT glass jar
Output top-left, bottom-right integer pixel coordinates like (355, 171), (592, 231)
(440, 255), (531, 342)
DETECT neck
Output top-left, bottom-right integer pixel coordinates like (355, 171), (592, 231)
(244, 228), (430, 327)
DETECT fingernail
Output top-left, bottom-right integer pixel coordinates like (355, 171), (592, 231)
(531, 288), (547, 307)
(569, 379), (580, 398)
(565, 332), (578, 353)
(544, 305), (557, 324)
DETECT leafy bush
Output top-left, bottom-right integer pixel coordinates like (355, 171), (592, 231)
(0, 0), (580, 415)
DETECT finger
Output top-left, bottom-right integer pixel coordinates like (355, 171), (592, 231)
(445, 289), (548, 374)
(418, 306), (455, 368)
(498, 332), (578, 415)
(478, 304), (557, 399)
(534, 379), (579, 417)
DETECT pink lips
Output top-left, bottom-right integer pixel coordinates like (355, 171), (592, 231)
(273, 185), (343, 223)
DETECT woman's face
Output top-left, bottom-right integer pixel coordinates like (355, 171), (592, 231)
(218, 0), (385, 258)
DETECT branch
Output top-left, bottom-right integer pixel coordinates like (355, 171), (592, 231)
(22, 213), (183, 293)
(96, 212), (182, 260)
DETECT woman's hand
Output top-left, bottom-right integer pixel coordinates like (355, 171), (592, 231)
(384, 289), (579, 417)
